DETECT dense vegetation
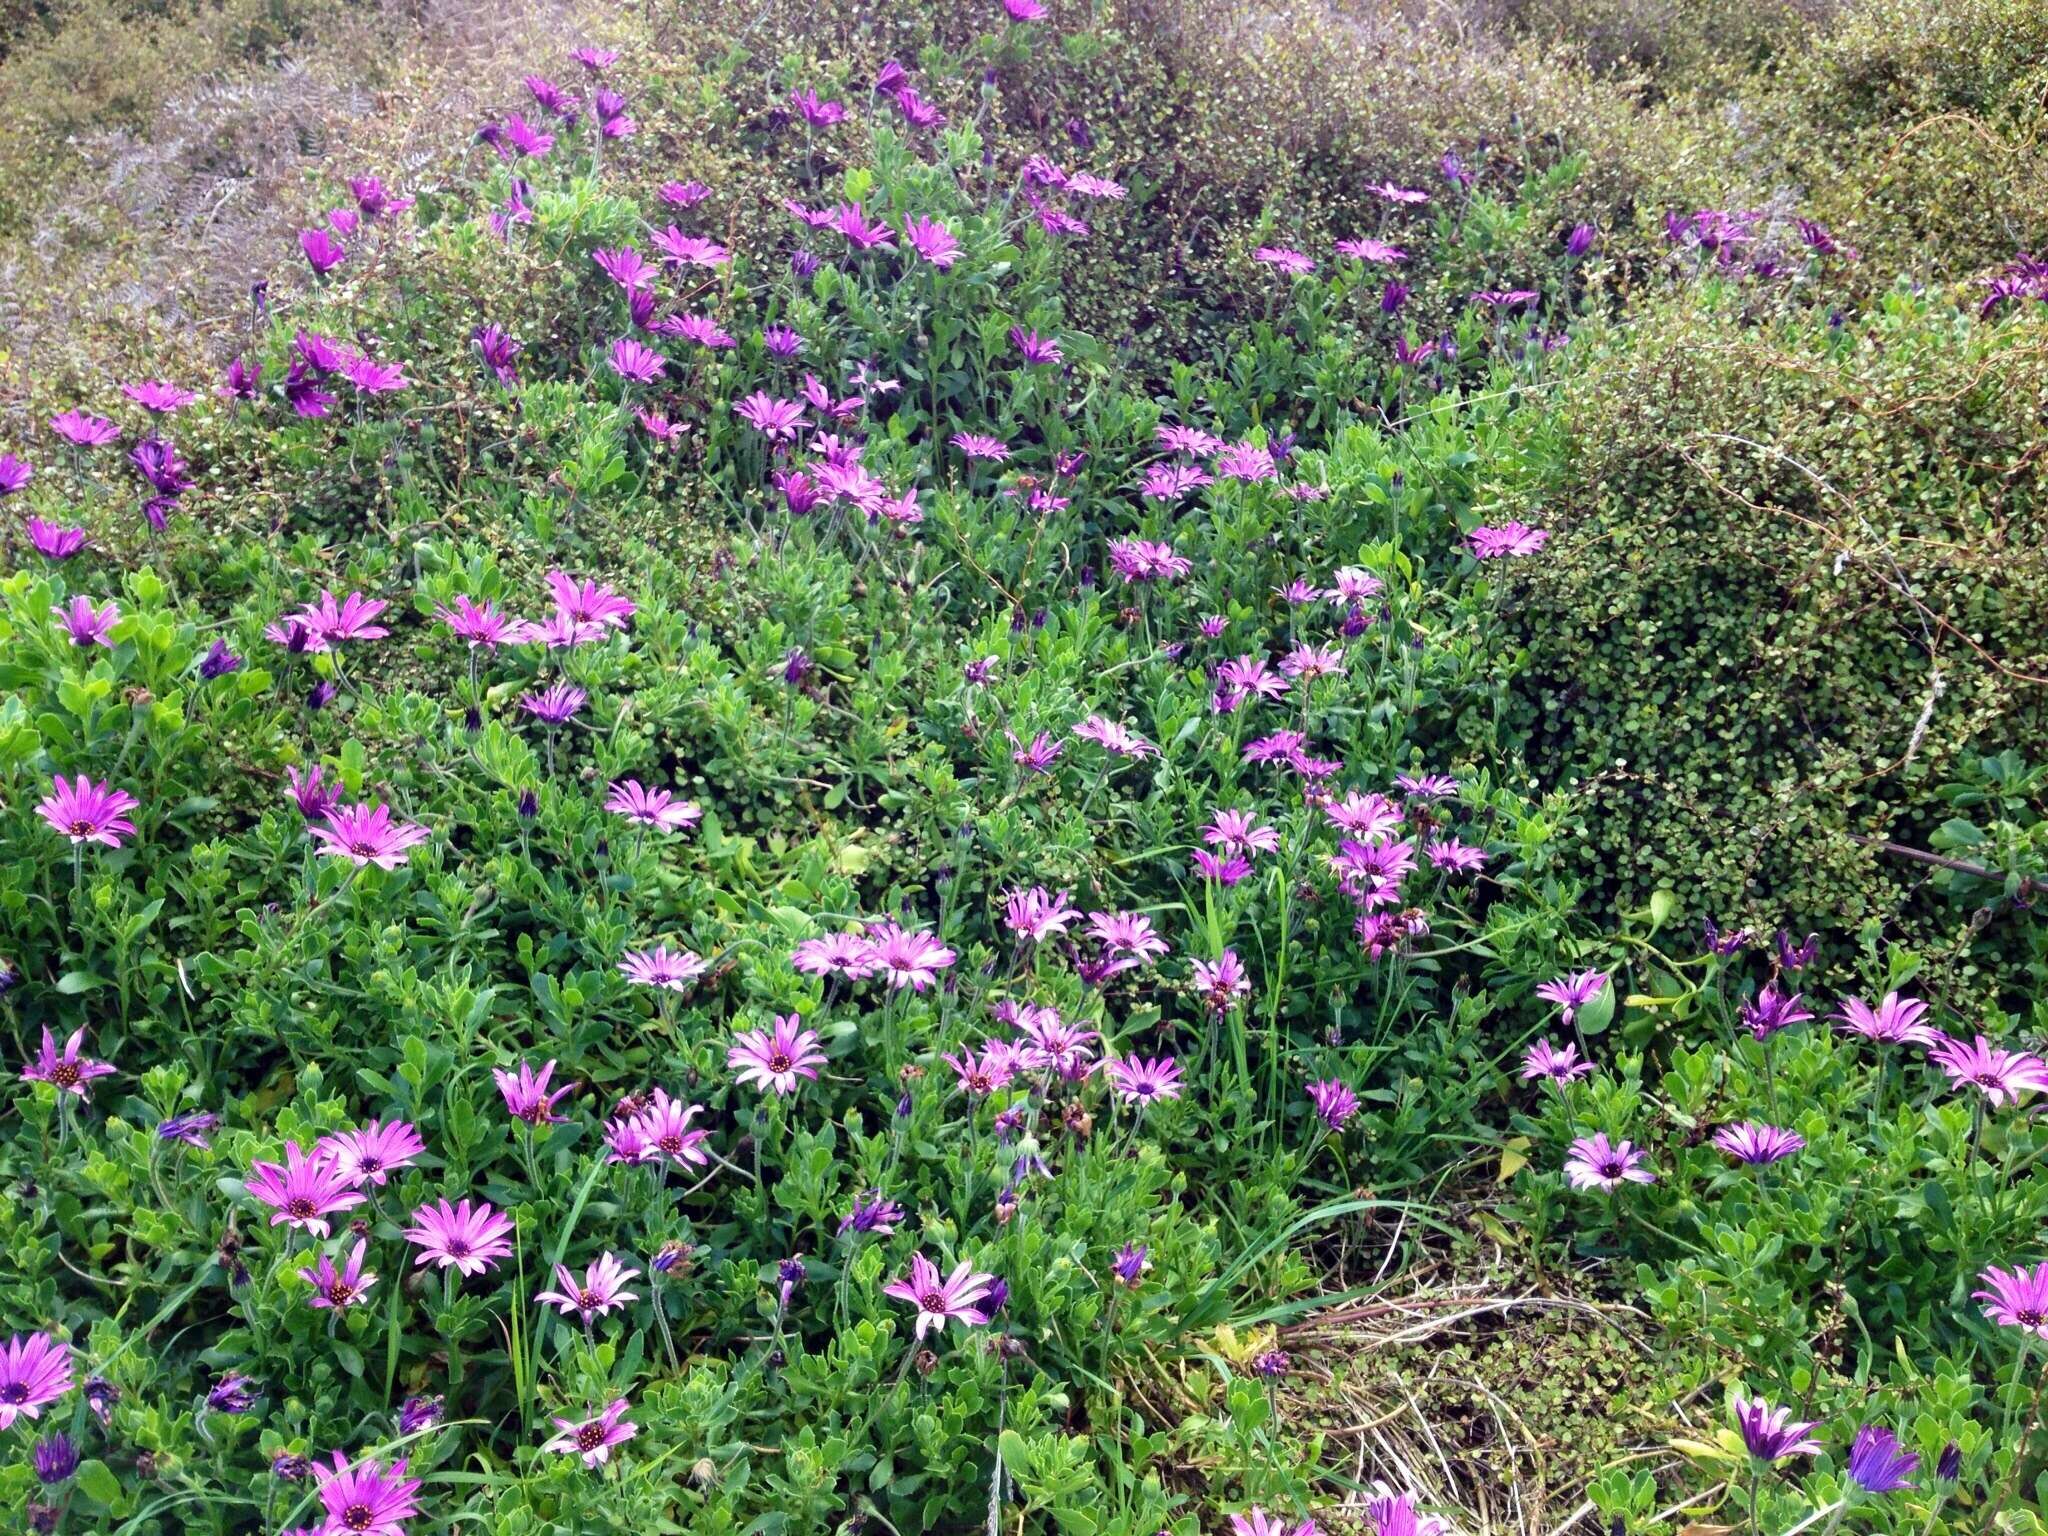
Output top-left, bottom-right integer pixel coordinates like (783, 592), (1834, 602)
(0, 1), (2045, 1533)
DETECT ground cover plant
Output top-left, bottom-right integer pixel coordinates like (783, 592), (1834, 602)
(1, 2), (2046, 1534)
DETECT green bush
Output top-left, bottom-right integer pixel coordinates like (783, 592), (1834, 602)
(1501, 284), (2048, 993)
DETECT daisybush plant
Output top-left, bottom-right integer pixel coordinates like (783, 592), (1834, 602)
(0, 8), (2045, 1536)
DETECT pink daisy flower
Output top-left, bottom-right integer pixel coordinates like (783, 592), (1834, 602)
(403, 1197), (515, 1276)
(883, 1252), (995, 1339)
(727, 1015), (826, 1095)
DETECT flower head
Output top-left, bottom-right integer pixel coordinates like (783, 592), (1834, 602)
(494, 1060), (576, 1124)
(1712, 1122), (1806, 1166)
(311, 803), (431, 869)
(404, 1197), (515, 1276)
(0, 1335), (72, 1429)
(1732, 1390), (1821, 1463)
(1469, 522), (1549, 558)
(1536, 969), (1608, 1027)
(20, 1029), (116, 1099)
(1307, 1079), (1359, 1130)
(1930, 1034), (2048, 1108)
(519, 681), (587, 725)
(1254, 246), (1315, 277)
(628, 1088), (710, 1166)
(545, 1398), (638, 1467)
(53, 596), (119, 647)
(1520, 1039), (1593, 1084)
(37, 774), (140, 847)
(1105, 1055), (1181, 1106)
(299, 1240), (377, 1310)
(865, 921), (957, 991)
(620, 944), (708, 991)
(120, 380), (199, 414)
(27, 518), (88, 561)
(604, 779), (700, 832)
(317, 1120), (424, 1187)
(1562, 1133), (1655, 1190)
(245, 1141), (365, 1235)
(884, 1252), (995, 1339)
(536, 1255), (641, 1322)
(608, 337), (667, 383)
(315, 1453), (422, 1536)
(1741, 984), (1813, 1041)
(1824, 992), (1924, 1041)
(1973, 1261), (2048, 1338)
(728, 1015), (825, 1095)
(546, 571), (636, 631)
(1846, 1424), (1918, 1494)
(49, 411), (120, 447)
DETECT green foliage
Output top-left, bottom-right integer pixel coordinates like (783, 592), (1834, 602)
(1500, 286), (2048, 997)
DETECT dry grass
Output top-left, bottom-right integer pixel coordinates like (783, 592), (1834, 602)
(1121, 1222), (1717, 1536)
(0, 0), (619, 418)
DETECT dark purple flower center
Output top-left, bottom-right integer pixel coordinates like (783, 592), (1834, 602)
(328, 1281), (355, 1305)
(767, 1052), (792, 1073)
(68, 819), (96, 837)
(344, 1503), (375, 1530)
(919, 1290), (945, 1312)
(576, 1422), (605, 1451)
(286, 1197), (316, 1218)
(2, 1384), (28, 1404)
(1597, 1157), (1625, 1178)
(2019, 1307), (2044, 1326)
(578, 1289), (600, 1309)
(444, 1239), (471, 1258)
(48, 1064), (79, 1087)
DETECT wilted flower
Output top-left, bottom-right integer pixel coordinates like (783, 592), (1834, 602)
(198, 639), (244, 679)
(32, 1433), (77, 1485)
(157, 1111), (220, 1148)
(840, 1191), (905, 1236)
